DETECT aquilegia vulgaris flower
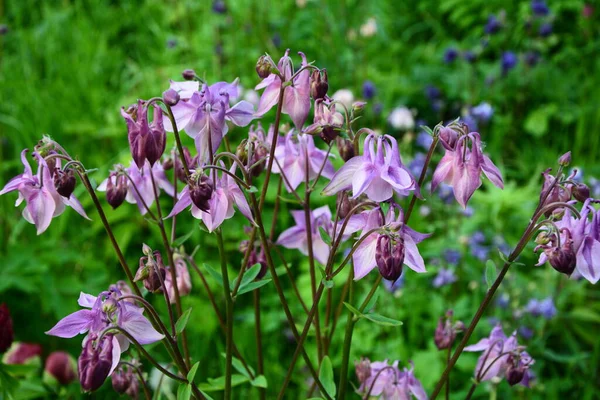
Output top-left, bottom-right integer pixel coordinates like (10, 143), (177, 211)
(356, 359), (427, 400)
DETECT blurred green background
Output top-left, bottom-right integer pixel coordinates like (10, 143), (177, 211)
(1, 0), (599, 399)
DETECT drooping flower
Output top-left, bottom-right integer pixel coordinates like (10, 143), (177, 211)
(166, 165), (253, 232)
(164, 255), (192, 303)
(305, 99), (345, 143)
(164, 79), (254, 163)
(485, 14), (502, 34)
(3, 342), (42, 365)
(255, 50), (311, 130)
(273, 131), (335, 192)
(276, 206), (333, 265)
(78, 334), (116, 392)
(431, 131), (503, 208)
(501, 51), (518, 74)
(349, 204), (429, 280)
(121, 101), (166, 168)
(432, 268), (457, 288)
(357, 359), (427, 400)
(112, 362), (140, 397)
(97, 161), (175, 216)
(323, 133), (418, 202)
(0, 150), (89, 234)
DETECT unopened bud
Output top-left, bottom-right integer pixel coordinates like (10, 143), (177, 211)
(336, 137), (355, 162)
(190, 175), (214, 212)
(0, 304), (14, 353)
(558, 151), (571, 167)
(53, 168), (76, 198)
(535, 231), (552, 245)
(572, 183), (590, 203)
(236, 139), (249, 165)
(78, 335), (113, 392)
(355, 358), (371, 384)
(310, 69), (329, 100)
(439, 127), (458, 150)
(45, 351), (76, 385)
(111, 364), (139, 397)
(106, 174), (127, 209)
(336, 192), (355, 219)
(545, 239), (576, 276)
(182, 69), (196, 81)
(434, 317), (456, 350)
(256, 55), (273, 79)
(506, 363), (525, 386)
(248, 249), (268, 280)
(320, 126), (339, 144)
(162, 88), (180, 106)
(352, 101), (367, 113)
(4, 342), (42, 364)
(375, 235), (405, 282)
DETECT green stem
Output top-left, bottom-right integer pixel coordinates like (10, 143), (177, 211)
(253, 290), (266, 400)
(465, 383), (477, 400)
(216, 230), (233, 400)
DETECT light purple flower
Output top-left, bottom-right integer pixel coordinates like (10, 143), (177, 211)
(1, 150), (89, 234)
(164, 256), (192, 304)
(322, 133), (418, 202)
(272, 131), (335, 192)
(276, 206), (333, 265)
(304, 99), (344, 143)
(122, 101), (166, 168)
(432, 131), (503, 208)
(525, 298), (556, 319)
(255, 50), (311, 130)
(97, 161), (175, 216)
(166, 165), (253, 232)
(359, 360), (427, 400)
(432, 268), (457, 288)
(350, 204), (430, 280)
(465, 325), (523, 382)
(164, 79), (254, 163)
(471, 102), (494, 122)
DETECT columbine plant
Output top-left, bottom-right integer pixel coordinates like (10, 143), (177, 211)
(2, 48), (598, 400)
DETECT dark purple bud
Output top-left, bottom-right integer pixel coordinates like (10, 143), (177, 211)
(190, 175), (214, 212)
(539, 22), (553, 37)
(163, 88), (180, 106)
(558, 151), (571, 167)
(336, 191), (357, 219)
(135, 250), (167, 293)
(78, 335), (114, 392)
(352, 101), (367, 113)
(375, 235), (405, 282)
(355, 358), (371, 384)
(182, 69), (196, 81)
(248, 248), (268, 280)
(111, 365), (138, 396)
(320, 126), (339, 144)
(53, 168), (77, 198)
(145, 106), (167, 166)
(212, 0), (227, 14)
(310, 69), (329, 100)
(362, 80), (376, 100)
(501, 51), (518, 74)
(250, 143), (269, 177)
(45, 351), (76, 385)
(443, 48), (458, 63)
(506, 362), (526, 386)
(572, 183), (590, 203)
(256, 55), (273, 79)
(438, 127), (458, 150)
(336, 137), (355, 162)
(434, 317), (456, 350)
(170, 147), (195, 183)
(5, 342), (42, 364)
(545, 237), (576, 276)
(106, 174), (127, 209)
(0, 304), (14, 353)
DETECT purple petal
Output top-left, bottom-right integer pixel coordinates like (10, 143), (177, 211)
(25, 187), (56, 235)
(283, 86), (311, 130)
(364, 176), (394, 202)
(322, 156), (363, 196)
(576, 237), (600, 284)
(464, 338), (490, 352)
(63, 194), (91, 220)
(353, 234), (378, 280)
(226, 101), (255, 126)
(229, 186), (254, 223)
(165, 186), (192, 218)
(481, 155), (504, 189)
(255, 80), (281, 117)
(164, 95), (201, 134)
(276, 226), (306, 249)
(109, 336), (122, 376)
(45, 309), (94, 338)
(118, 310), (164, 345)
(200, 188), (229, 232)
(0, 175), (26, 195)
(312, 237), (330, 265)
(431, 151), (454, 192)
(78, 293), (97, 308)
(403, 235), (426, 273)
(352, 162), (378, 198)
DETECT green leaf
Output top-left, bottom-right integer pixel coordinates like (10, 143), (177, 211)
(363, 312), (403, 327)
(524, 104), (557, 138)
(247, 186), (259, 193)
(199, 374), (249, 391)
(176, 308), (193, 334)
(177, 383), (192, 400)
(420, 125), (434, 135)
(569, 308), (600, 324)
(485, 260), (497, 290)
(251, 375), (268, 388)
(343, 302), (364, 318)
(234, 263), (261, 291)
(318, 356), (336, 398)
(203, 263), (223, 287)
(222, 354), (255, 379)
(236, 279), (272, 296)
(187, 361), (200, 383)
(173, 228), (196, 247)
(319, 226), (332, 245)
(364, 287), (380, 312)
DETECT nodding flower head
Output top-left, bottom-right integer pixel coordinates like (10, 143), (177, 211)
(375, 234), (405, 282)
(105, 171), (128, 209)
(323, 132), (418, 202)
(310, 69), (329, 100)
(189, 173), (214, 212)
(122, 100), (166, 168)
(111, 363), (139, 397)
(78, 334), (114, 392)
(135, 247), (167, 293)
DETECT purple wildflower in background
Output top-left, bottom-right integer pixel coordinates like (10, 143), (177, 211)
(462, 206), (474, 217)
(277, 206), (333, 265)
(531, 0), (550, 16)
(425, 85), (441, 101)
(408, 153), (427, 178)
(416, 131), (434, 149)
(485, 15), (502, 34)
(471, 102), (494, 122)
(525, 297), (557, 319)
(373, 103), (383, 115)
(444, 249), (461, 265)
(463, 50), (477, 63)
(384, 272), (405, 293)
(357, 360), (427, 400)
(496, 293), (510, 309)
(461, 114), (478, 132)
(444, 48), (459, 63)
(539, 22), (553, 37)
(501, 51), (518, 74)
(362, 80), (376, 100)
(470, 231), (490, 261)
(432, 268), (457, 288)
(518, 326), (534, 340)
(525, 51), (541, 67)
(437, 183), (455, 204)
(589, 177), (600, 197)
(212, 0), (226, 14)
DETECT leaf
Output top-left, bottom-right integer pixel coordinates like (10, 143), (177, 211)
(485, 260), (497, 290)
(199, 374), (249, 391)
(222, 354), (255, 379)
(363, 312), (403, 327)
(318, 356), (336, 398)
(177, 383), (192, 400)
(420, 125), (434, 135)
(236, 279), (272, 296)
(203, 263), (224, 287)
(187, 361), (200, 383)
(173, 228), (196, 247)
(524, 104), (557, 138)
(234, 263), (261, 291)
(343, 302), (364, 318)
(251, 375), (268, 388)
(319, 226), (332, 245)
(364, 287), (380, 312)
(569, 308), (600, 324)
(247, 185), (259, 193)
(176, 308), (193, 334)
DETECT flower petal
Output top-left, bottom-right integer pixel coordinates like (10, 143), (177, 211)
(119, 310), (164, 345)
(481, 155), (504, 189)
(321, 156), (363, 196)
(576, 237), (600, 284)
(403, 234), (427, 273)
(45, 309), (94, 338)
(353, 234), (378, 280)
(165, 186), (192, 218)
(226, 101), (255, 127)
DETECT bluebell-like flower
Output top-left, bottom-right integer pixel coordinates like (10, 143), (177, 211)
(362, 80), (376, 100)
(463, 50), (477, 63)
(471, 102), (494, 122)
(425, 85), (441, 101)
(525, 298), (556, 319)
(501, 51), (519, 74)
(539, 22), (553, 37)
(531, 0), (550, 16)
(444, 249), (461, 265)
(443, 48), (459, 63)
(416, 132), (434, 149)
(485, 15), (502, 34)
(432, 268), (457, 288)
(408, 153), (427, 178)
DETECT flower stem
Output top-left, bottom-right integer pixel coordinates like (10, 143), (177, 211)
(446, 346), (451, 400)
(253, 289), (266, 400)
(464, 382), (477, 400)
(216, 230), (233, 400)
(119, 361), (152, 400)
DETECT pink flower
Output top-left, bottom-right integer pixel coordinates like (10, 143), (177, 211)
(255, 50), (311, 130)
(322, 133), (418, 202)
(164, 256), (192, 303)
(431, 131), (503, 208)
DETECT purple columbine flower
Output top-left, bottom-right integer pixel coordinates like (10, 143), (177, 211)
(432, 268), (457, 288)
(276, 206), (333, 265)
(164, 255), (192, 303)
(432, 131), (504, 208)
(121, 101), (166, 169)
(362, 80), (376, 100)
(501, 51), (519, 74)
(97, 161), (175, 216)
(531, 0), (550, 16)
(358, 360), (427, 400)
(255, 50), (311, 130)
(304, 99), (344, 143)
(0, 150), (89, 234)
(164, 79), (254, 163)
(350, 204), (429, 280)
(272, 131), (335, 192)
(166, 164), (253, 232)
(322, 132), (418, 202)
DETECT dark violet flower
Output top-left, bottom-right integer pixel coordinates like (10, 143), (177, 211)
(212, 0), (226, 14)
(525, 297), (556, 319)
(444, 249), (461, 265)
(164, 79), (254, 163)
(167, 165), (254, 232)
(471, 102), (494, 122)
(437, 183), (455, 204)
(255, 50), (311, 130)
(531, 0), (550, 16)
(501, 51), (518, 74)
(485, 15), (502, 34)
(425, 85), (441, 101)
(0, 150), (89, 234)
(432, 268), (457, 288)
(305, 99), (344, 143)
(112, 363), (139, 397)
(277, 206), (333, 265)
(539, 22), (553, 37)
(432, 131), (504, 208)
(362, 80), (376, 100)
(121, 101), (166, 168)
(78, 334), (114, 392)
(525, 51), (541, 67)
(97, 161), (175, 216)
(463, 50), (477, 63)
(518, 326), (534, 340)
(443, 48), (459, 63)
(323, 132), (418, 202)
(373, 102), (383, 115)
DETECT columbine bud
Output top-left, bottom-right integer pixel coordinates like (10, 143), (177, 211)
(310, 69), (329, 100)
(352, 101), (367, 113)
(135, 250), (167, 293)
(545, 239), (576, 276)
(336, 192), (355, 219)
(248, 248), (268, 280)
(162, 88), (180, 106)
(236, 139), (249, 165)
(354, 358), (371, 384)
(572, 183), (590, 203)
(190, 175), (214, 212)
(111, 364), (139, 397)
(438, 126), (458, 150)
(53, 168), (76, 198)
(558, 151), (571, 167)
(256, 55), (273, 79)
(336, 137), (355, 162)
(182, 69), (196, 81)
(106, 174), (127, 209)
(0, 304), (14, 353)
(79, 335), (114, 392)
(535, 231), (552, 245)
(506, 362), (526, 386)
(4, 342), (42, 364)
(434, 317), (456, 350)
(250, 144), (269, 177)
(375, 235), (405, 282)
(45, 351), (76, 385)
